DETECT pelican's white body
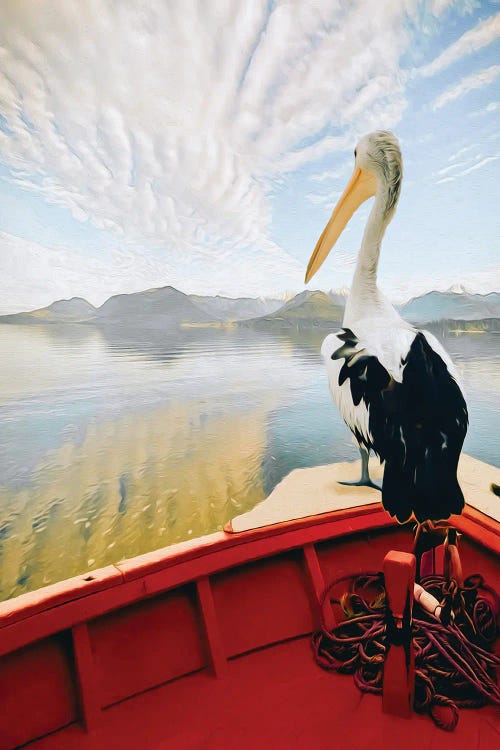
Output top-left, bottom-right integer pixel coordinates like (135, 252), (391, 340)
(321, 321), (460, 454)
(307, 131), (468, 522)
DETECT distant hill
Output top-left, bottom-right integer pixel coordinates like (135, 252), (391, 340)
(277, 290), (344, 321)
(241, 290), (344, 328)
(0, 297), (97, 324)
(96, 286), (212, 328)
(327, 288), (349, 308)
(399, 291), (500, 324)
(189, 294), (282, 321)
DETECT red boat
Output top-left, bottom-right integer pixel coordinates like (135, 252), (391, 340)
(0, 460), (498, 750)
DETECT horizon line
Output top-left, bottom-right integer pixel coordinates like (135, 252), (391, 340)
(2, 283), (499, 318)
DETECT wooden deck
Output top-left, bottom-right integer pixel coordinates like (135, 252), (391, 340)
(228, 453), (500, 531)
(29, 635), (499, 750)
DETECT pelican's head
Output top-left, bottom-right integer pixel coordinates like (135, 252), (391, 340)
(305, 130), (402, 283)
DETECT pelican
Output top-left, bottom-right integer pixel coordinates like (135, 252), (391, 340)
(305, 131), (468, 524)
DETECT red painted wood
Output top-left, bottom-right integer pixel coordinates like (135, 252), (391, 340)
(72, 624), (101, 732)
(135, 511), (395, 601)
(302, 543), (336, 630)
(444, 543), (464, 586)
(1, 514), (393, 660)
(453, 508), (500, 555)
(0, 566), (123, 628)
(211, 551), (314, 658)
(0, 634), (77, 749)
(0, 507), (497, 750)
(0, 507), (393, 659)
(434, 544), (445, 576)
(25, 637), (500, 750)
(0, 578), (147, 659)
(316, 526), (412, 582)
(419, 548), (435, 578)
(384, 552), (416, 620)
(89, 585), (205, 707)
(118, 504), (391, 581)
(382, 551), (416, 719)
(0, 521), (495, 663)
(0, 503), (494, 638)
(196, 576), (228, 678)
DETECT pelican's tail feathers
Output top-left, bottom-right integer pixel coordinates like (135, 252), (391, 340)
(382, 453), (465, 524)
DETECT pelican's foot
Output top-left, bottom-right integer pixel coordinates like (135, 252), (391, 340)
(338, 478), (382, 491)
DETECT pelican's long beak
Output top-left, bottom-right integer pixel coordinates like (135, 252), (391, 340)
(304, 167), (377, 283)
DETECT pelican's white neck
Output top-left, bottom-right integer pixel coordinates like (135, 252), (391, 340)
(344, 184), (395, 325)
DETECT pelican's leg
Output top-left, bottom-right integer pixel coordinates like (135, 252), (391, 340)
(338, 446), (382, 491)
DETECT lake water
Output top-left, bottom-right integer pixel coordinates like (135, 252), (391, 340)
(0, 323), (498, 601)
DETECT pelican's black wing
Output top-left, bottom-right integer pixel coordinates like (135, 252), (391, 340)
(332, 330), (468, 523)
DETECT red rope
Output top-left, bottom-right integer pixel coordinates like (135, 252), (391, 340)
(312, 572), (500, 731)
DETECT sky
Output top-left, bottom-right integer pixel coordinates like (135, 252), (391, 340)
(0, 0), (499, 314)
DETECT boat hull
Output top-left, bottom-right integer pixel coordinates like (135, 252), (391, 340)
(0, 503), (498, 749)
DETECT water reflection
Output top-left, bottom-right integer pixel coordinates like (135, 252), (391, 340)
(0, 324), (498, 600)
(0, 400), (268, 598)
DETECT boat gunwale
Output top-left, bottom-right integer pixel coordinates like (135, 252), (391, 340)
(0, 501), (497, 659)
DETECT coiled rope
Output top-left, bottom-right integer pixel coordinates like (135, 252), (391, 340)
(312, 572), (500, 731)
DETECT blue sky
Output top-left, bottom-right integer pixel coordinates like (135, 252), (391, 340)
(0, 0), (499, 313)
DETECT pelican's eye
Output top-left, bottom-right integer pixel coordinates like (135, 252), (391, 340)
(354, 148), (357, 159)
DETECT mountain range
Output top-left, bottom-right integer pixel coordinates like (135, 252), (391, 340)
(242, 290), (344, 329)
(398, 290), (500, 323)
(1, 286), (499, 329)
(0, 287), (283, 328)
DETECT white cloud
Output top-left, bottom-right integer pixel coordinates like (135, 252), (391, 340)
(0, 229), (303, 314)
(427, 0), (480, 18)
(432, 65), (500, 109)
(1, 1), (497, 309)
(436, 153), (498, 183)
(448, 143), (478, 161)
(0, 0), (421, 305)
(390, 263), (500, 303)
(431, 144), (483, 176)
(469, 100), (500, 117)
(460, 155), (499, 175)
(0, 230), (175, 314)
(437, 160), (468, 175)
(310, 161), (352, 183)
(419, 12), (500, 77)
(306, 190), (341, 207)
